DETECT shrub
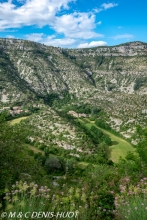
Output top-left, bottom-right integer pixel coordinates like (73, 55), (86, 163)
(115, 177), (147, 220)
(44, 156), (65, 174)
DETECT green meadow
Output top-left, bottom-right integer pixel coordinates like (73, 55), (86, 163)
(10, 116), (28, 125)
(79, 119), (136, 163)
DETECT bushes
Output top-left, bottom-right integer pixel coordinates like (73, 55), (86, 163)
(44, 156), (65, 175)
(34, 153), (46, 166)
(90, 125), (112, 146)
(65, 159), (75, 174)
(97, 192), (115, 220)
(2, 181), (50, 215)
(134, 77), (147, 90)
(1, 178), (116, 220)
(91, 125), (103, 138)
(115, 178), (147, 220)
(103, 135), (112, 146)
(95, 119), (124, 139)
(0, 118), (47, 196)
(95, 119), (111, 130)
(95, 55), (105, 67)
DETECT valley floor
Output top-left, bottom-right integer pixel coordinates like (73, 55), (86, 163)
(79, 118), (136, 163)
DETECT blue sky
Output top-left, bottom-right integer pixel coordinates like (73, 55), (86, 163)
(0, 0), (146, 48)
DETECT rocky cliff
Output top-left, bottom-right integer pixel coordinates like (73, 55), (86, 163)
(0, 38), (147, 136)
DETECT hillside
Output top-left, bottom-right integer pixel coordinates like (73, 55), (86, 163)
(0, 38), (147, 138)
(1, 39), (147, 220)
(0, 38), (94, 103)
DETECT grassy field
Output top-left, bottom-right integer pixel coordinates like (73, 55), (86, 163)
(79, 118), (136, 163)
(10, 116), (28, 125)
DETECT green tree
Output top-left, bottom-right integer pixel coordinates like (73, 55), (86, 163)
(44, 156), (65, 174)
(0, 112), (46, 196)
(131, 125), (147, 174)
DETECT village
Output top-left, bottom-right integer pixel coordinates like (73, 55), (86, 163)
(0, 104), (44, 117)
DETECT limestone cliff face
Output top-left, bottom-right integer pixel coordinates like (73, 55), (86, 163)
(1, 39), (147, 103)
(65, 41), (147, 94)
(0, 39), (147, 135)
(0, 38), (94, 105)
(67, 41), (147, 57)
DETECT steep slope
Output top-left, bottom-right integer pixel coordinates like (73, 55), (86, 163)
(0, 38), (94, 106)
(0, 39), (147, 137)
(64, 42), (147, 136)
(0, 45), (36, 105)
(65, 41), (147, 94)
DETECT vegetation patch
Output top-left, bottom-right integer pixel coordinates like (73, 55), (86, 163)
(80, 118), (136, 163)
(10, 116), (28, 125)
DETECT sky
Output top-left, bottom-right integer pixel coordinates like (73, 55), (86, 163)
(0, 0), (147, 48)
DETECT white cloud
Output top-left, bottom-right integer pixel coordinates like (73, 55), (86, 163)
(0, 0), (75, 29)
(53, 12), (103, 39)
(93, 8), (103, 13)
(101, 3), (118, 10)
(25, 34), (107, 48)
(6, 35), (15, 38)
(25, 33), (76, 47)
(25, 33), (45, 42)
(0, 1), (118, 47)
(111, 34), (134, 40)
(78, 41), (107, 48)
(93, 2), (118, 13)
(0, 0), (104, 41)
(43, 37), (76, 47)
(97, 21), (102, 25)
